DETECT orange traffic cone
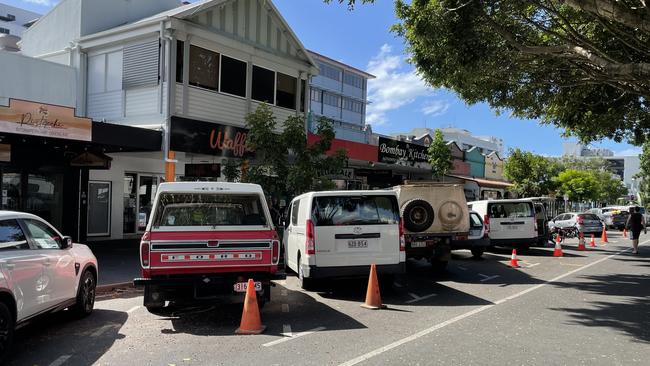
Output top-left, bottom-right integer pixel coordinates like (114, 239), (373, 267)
(361, 263), (386, 310)
(553, 239), (564, 257)
(589, 234), (597, 247)
(577, 232), (586, 251)
(510, 249), (519, 268)
(235, 279), (266, 334)
(623, 228), (628, 238)
(601, 227), (609, 243)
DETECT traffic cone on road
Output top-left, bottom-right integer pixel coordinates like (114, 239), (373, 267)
(553, 240), (564, 257)
(235, 279), (266, 334)
(577, 232), (586, 251)
(510, 249), (520, 268)
(361, 263), (386, 310)
(589, 234), (597, 247)
(623, 228), (628, 238)
(601, 227), (609, 243)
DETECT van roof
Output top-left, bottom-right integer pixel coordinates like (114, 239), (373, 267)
(157, 182), (264, 194)
(292, 190), (396, 201)
(469, 199), (534, 204)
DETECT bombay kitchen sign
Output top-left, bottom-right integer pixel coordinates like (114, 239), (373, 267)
(377, 136), (428, 165)
(0, 99), (92, 141)
(170, 116), (254, 158)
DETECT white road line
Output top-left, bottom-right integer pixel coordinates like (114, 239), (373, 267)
(479, 275), (500, 282)
(48, 355), (71, 366)
(405, 293), (437, 304)
(282, 304), (290, 313)
(282, 324), (293, 337)
(263, 326), (326, 347)
(407, 293), (419, 300)
(337, 243), (641, 366)
(393, 282), (404, 288)
(126, 306), (140, 314)
(91, 323), (118, 337)
(457, 265), (468, 271)
(525, 263), (540, 268)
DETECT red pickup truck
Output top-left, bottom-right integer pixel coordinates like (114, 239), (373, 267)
(134, 182), (280, 313)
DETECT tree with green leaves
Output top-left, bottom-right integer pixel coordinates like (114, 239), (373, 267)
(327, 0), (650, 144)
(635, 141), (650, 205)
(221, 159), (241, 182)
(503, 148), (563, 197)
(244, 104), (348, 197)
(427, 129), (453, 180)
(554, 169), (600, 202)
(593, 170), (628, 204)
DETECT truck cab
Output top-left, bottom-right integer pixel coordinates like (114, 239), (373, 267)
(134, 182), (280, 313)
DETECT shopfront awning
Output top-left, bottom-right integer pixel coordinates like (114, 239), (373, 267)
(447, 174), (514, 189)
(91, 122), (162, 152)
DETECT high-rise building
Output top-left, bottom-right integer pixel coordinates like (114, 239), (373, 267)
(0, 3), (39, 37)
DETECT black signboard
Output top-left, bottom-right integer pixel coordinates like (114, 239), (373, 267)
(170, 116), (253, 158)
(377, 137), (428, 165)
(185, 163), (221, 178)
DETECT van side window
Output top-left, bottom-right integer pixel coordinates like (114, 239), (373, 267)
(291, 200), (300, 226)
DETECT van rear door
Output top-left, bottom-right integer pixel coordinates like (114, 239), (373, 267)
(487, 202), (536, 240)
(311, 194), (400, 267)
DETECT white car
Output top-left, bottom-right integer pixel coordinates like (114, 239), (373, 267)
(283, 191), (405, 289)
(0, 211), (98, 361)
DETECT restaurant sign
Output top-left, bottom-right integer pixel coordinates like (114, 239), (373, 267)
(377, 136), (428, 165)
(0, 99), (92, 141)
(170, 116), (253, 158)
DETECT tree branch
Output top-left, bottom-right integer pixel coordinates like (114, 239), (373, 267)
(562, 0), (650, 34)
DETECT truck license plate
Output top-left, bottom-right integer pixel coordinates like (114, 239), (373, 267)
(234, 281), (262, 293)
(411, 241), (426, 248)
(348, 239), (368, 248)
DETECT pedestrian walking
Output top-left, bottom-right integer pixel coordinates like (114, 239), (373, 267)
(625, 206), (646, 254)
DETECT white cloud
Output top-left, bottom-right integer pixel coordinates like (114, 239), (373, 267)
(22, 0), (53, 5)
(421, 100), (450, 117)
(365, 44), (434, 126)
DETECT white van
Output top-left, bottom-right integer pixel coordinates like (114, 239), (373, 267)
(468, 199), (537, 250)
(283, 191), (405, 289)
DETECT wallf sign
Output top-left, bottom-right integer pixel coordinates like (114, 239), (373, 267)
(170, 116), (254, 158)
(0, 99), (92, 141)
(377, 137), (428, 165)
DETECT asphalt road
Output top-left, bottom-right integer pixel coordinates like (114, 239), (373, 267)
(6, 231), (649, 366)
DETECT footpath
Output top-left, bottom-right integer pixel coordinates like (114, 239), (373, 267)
(86, 239), (141, 291)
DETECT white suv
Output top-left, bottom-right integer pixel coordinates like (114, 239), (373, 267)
(0, 211), (98, 361)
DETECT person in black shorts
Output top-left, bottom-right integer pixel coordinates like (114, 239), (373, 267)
(625, 207), (646, 254)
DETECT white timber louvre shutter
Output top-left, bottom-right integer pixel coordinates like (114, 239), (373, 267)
(122, 40), (160, 89)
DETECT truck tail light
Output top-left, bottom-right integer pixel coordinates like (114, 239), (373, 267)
(306, 219), (315, 255)
(483, 215), (490, 234)
(272, 240), (280, 264)
(140, 231), (151, 268)
(399, 219), (405, 252)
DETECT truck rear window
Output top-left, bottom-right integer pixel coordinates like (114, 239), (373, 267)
(311, 195), (399, 226)
(488, 202), (534, 219)
(152, 193), (267, 227)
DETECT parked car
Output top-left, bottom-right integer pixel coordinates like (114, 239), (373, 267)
(283, 190), (405, 289)
(0, 211), (98, 362)
(394, 182), (469, 271)
(134, 182), (281, 313)
(451, 211), (490, 258)
(468, 199), (537, 251)
(586, 207), (629, 230)
(548, 212), (604, 235)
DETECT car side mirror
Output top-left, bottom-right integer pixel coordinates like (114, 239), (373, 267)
(62, 236), (73, 249)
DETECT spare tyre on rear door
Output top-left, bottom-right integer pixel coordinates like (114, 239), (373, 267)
(401, 199), (435, 232)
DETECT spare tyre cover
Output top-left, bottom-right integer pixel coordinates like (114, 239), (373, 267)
(438, 200), (464, 230)
(401, 199), (435, 232)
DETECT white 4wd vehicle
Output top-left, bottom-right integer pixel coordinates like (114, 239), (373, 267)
(0, 212), (98, 361)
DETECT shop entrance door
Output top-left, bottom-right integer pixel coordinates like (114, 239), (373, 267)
(123, 173), (161, 235)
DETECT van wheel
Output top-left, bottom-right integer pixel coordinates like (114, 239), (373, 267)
(471, 248), (484, 259)
(0, 302), (14, 363)
(297, 256), (313, 290)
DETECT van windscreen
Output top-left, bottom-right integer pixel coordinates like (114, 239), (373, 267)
(488, 202), (534, 219)
(152, 193), (267, 227)
(311, 195), (399, 226)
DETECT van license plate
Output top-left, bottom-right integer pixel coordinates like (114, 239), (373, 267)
(411, 241), (426, 248)
(234, 281), (262, 293)
(348, 239), (368, 248)
(507, 225), (519, 230)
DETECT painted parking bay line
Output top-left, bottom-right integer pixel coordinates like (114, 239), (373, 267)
(478, 274), (500, 282)
(48, 355), (71, 366)
(337, 242), (642, 366)
(405, 293), (437, 304)
(263, 326), (326, 347)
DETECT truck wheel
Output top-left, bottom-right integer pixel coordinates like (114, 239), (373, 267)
(401, 199), (435, 232)
(297, 256), (313, 290)
(72, 270), (96, 317)
(0, 302), (14, 363)
(471, 248), (484, 259)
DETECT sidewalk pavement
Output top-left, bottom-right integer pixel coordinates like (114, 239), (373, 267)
(86, 239), (141, 287)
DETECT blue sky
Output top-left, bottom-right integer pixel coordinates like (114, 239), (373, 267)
(7, 0), (642, 156)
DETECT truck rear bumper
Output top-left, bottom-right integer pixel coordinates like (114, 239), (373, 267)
(306, 262), (405, 279)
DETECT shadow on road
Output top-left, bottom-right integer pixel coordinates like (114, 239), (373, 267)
(551, 273), (650, 343)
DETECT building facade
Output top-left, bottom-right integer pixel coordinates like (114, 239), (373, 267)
(0, 3), (39, 38)
(308, 51), (374, 143)
(394, 127), (503, 155)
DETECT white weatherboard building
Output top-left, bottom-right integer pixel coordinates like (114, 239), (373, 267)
(392, 127), (503, 155)
(18, 0), (318, 241)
